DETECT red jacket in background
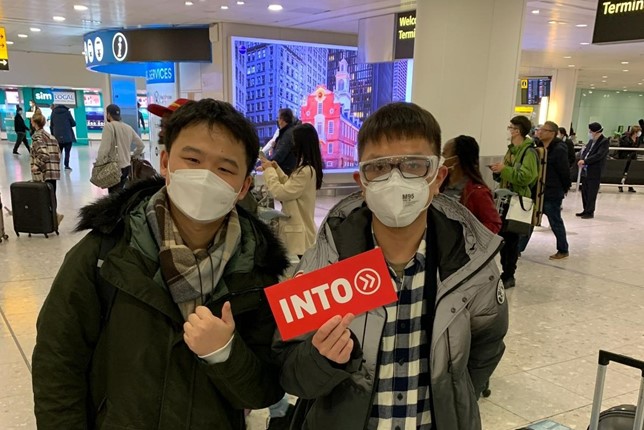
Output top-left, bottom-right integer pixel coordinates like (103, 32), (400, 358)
(461, 180), (502, 234)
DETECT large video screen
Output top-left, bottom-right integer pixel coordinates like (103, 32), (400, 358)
(231, 37), (413, 170)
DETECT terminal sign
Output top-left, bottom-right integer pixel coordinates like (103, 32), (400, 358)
(593, 0), (644, 43)
(265, 248), (397, 340)
(394, 10), (416, 60)
(0, 27), (9, 71)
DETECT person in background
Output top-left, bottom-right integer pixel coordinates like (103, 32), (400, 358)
(491, 115), (539, 289)
(536, 121), (571, 260)
(32, 99), (288, 430)
(50, 103), (77, 171)
(137, 102), (146, 130)
(28, 100), (38, 135)
(13, 106), (31, 155)
(617, 125), (641, 193)
(268, 108), (297, 175)
(262, 127), (280, 158)
(442, 135), (501, 233)
(558, 127), (576, 168)
(275, 102), (507, 430)
(259, 123), (324, 258)
(29, 112), (63, 225)
(577, 122), (610, 219)
(97, 104), (145, 194)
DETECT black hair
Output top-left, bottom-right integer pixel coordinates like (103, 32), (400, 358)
(558, 127), (568, 137)
(279, 108), (294, 125)
(16, 106), (22, 113)
(163, 99), (259, 175)
(357, 102), (441, 158)
(452, 135), (486, 186)
(510, 115), (532, 137)
(292, 123), (324, 189)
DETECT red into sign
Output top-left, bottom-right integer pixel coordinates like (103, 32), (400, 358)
(265, 248), (397, 341)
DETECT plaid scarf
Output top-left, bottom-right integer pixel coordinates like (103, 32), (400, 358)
(146, 189), (241, 320)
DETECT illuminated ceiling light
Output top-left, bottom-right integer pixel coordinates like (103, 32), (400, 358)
(603, 75), (608, 78)
(580, 42), (590, 45)
(185, 1), (193, 4)
(624, 89), (628, 92)
(621, 61), (629, 64)
(576, 24), (588, 27)
(568, 64), (575, 67)
(17, 34), (28, 38)
(30, 27), (41, 32)
(221, 5), (229, 9)
(237, 0), (245, 3)
(563, 56), (572, 59)
(53, 16), (66, 22)
(73, 4), (88, 11)
(531, 9), (540, 14)
(548, 20), (557, 24)
(602, 80), (607, 82)
(623, 69), (629, 72)
(6, 41), (14, 45)
(268, 4), (283, 11)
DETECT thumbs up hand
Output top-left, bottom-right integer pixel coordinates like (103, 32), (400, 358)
(184, 302), (236, 356)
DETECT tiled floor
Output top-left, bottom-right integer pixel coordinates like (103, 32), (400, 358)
(1, 142), (643, 430)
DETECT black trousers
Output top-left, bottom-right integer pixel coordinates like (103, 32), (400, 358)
(108, 167), (130, 194)
(581, 178), (600, 215)
(499, 231), (519, 280)
(13, 132), (30, 153)
(59, 142), (73, 168)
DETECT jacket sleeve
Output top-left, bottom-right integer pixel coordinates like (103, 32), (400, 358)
(467, 268), (509, 396)
(97, 123), (114, 163)
(555, 146), (572, 192)
(131, 128), (145, 158)
(263, 166), (310, 201)
(499, 148), (539, 187)
(200, 291), (285, 409)
(566, 141), (576, 166)
(270, 133), (294, 167)
(32, 234), (102, 429)
(464, 186), (502, 234)
(68, 111), (77, 128)
(585, 138), (610, 166)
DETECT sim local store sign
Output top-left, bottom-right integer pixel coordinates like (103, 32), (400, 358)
(593, 0), (644, 43)
(394, 10), (416, 60)
(264, 248), (397, 340)
(33, 89), (77, 107)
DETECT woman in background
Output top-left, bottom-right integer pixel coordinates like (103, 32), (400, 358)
(30, 112), (63, 225)
(442, 135), (501, 233)
(259, 123), (323, 258)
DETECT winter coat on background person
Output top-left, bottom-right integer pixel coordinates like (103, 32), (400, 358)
(544, 138), (572, 200)
(30, 129), (61, 182)
(14, 110), (28, 134)
(460, 181), (502, 233)
(50, 105), (77, 144)
(32, 178), (289, 430)
(269, 123), (297, 175)
(274, 193), (508, 430)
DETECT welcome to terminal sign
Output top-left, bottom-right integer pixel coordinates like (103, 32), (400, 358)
(593, 0), (644, 43)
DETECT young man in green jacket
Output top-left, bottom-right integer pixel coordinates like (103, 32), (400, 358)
(32, 99), (289, 429)
(490, 115), (539, 289)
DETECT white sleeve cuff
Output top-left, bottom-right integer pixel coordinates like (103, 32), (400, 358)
(198, 335), (235, 364)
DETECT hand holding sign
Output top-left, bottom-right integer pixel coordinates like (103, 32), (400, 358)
(312, 314), (355, 364)
(183, 303), (235, 356)
(265, 248), (397, 341)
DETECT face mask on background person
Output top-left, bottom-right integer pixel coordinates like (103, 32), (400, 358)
(588, 132), (595, 141)
(443, 155), (459, 171)
(637, 131), (642, 137)
(167, 164), (240, 223)
(364, 169), (437, 228)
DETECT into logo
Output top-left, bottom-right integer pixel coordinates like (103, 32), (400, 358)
(353, 268), (381, 296)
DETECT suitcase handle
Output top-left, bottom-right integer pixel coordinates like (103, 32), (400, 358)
(598, 350), (644, 376)
(589, 350), (644, 430)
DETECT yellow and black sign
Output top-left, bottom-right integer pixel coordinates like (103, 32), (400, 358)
(593, 0), (644, 43)
(520, 79), (528, 89)
(394, 10), (416, 60)
(0, 27), (9, 71)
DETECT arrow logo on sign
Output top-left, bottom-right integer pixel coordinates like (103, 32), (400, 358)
(354, 268), (382, 296)
(0, 60), (7, 66)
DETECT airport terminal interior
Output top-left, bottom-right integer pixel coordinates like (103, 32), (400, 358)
(1, 1), (644, 429)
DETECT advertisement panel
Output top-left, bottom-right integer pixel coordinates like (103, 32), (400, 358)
(86, 111), (105, 131)
(83, 93), (102, 107)
(231, 37), (414, 170)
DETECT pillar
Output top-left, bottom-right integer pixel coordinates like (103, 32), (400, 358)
(411, 0), (527, 159)
(547, 68), (579, 132)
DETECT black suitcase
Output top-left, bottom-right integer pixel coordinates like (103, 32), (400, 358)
(588, 350), (644, 430)
(10, 181), (59, 238)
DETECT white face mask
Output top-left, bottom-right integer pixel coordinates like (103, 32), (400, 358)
(167, 166), (240, 223)
(637, 131), (642, 137)
(364, 170), (436, 228)
(588, 132), (595, 141)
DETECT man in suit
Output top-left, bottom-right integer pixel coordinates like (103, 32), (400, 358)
(577, 122), (610, 219)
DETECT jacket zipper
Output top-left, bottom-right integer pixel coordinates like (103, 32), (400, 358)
(362, 307), (388, 430)
(445, 327), (453, 374)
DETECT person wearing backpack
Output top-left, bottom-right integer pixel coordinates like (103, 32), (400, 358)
(32, 99), (289, 430)
(491, 116), (539, 289)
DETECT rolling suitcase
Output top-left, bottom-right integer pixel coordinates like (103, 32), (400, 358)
(588, 350), (644, 430)
(10, 181), (59, 238)
(0, 192), (8, 243)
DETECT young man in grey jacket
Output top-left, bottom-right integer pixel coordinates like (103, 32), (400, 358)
(274, 102), (509, 430)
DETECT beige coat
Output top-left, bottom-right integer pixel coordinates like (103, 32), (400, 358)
(263, 165), (317, 256)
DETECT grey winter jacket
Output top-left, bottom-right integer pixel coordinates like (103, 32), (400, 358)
(274, 193), (508, 430)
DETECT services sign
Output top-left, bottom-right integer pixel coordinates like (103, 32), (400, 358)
(265, 248), (397, 341)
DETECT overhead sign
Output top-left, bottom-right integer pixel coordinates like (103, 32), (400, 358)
(265, 248), (397, 341)
(593, 0), (644, 43)
(83, 93), (102, 107)
(82, 27), (211, 76)
(34, 89), (54, 106)
(394, 10), (416, 60)
(0, 27), (9, 71)
(146, 62), (175, 84)
(54, 91), (77, 107)
(514, 106), (534, 114)
(520, 76), (551, 105)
